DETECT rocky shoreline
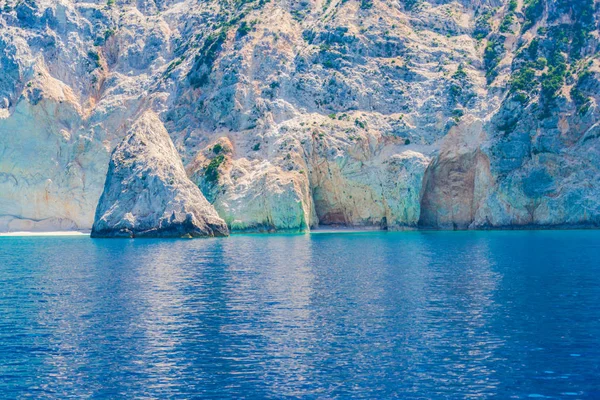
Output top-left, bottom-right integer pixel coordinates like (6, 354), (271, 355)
(1, 0), (598, 237)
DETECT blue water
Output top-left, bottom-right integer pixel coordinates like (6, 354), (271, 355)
(1, 231), (599, 398)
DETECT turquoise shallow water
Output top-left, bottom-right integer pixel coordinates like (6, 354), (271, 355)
(0, 231), (599, 398)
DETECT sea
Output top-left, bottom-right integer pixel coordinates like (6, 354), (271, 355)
(1, 230), (599, 398)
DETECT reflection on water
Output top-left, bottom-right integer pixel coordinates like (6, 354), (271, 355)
(1, 231), (600, 398)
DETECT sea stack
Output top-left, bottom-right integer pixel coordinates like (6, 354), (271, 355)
(91, 111), (229, 238)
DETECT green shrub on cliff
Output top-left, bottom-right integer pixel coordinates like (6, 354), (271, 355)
(510, 67), (537, 93)
(484, 36), (505, 82)
(473, 10), (493, 40)
(522, 0), (543, 32)
(205, 155), (225, 183)
(189, 30), (228, 88)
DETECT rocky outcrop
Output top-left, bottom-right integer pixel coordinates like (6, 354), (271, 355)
(187, 136), (315, 232)
(0, 0), (599, 233)
(91, 111), (228, 238)
(419, 117), (492, 229)
(188, 117), (430, 232)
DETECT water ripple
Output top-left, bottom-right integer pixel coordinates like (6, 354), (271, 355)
(0, 231), (599, 398)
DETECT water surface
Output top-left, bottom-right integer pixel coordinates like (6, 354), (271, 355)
(1, 231), (599, 398)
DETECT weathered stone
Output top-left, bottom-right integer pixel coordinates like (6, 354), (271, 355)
(91, 111), (229, 238)
(0, 0), (599, 233)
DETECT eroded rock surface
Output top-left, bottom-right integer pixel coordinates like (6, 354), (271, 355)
(0, 0), (599, 232)
(91, 111), (228, 238)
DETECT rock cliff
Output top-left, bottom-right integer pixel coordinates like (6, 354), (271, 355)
(0, 0), (598, 232)
(91, 111), (228, 238)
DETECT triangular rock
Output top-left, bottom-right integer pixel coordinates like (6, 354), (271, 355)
(91, 111), (229, 238)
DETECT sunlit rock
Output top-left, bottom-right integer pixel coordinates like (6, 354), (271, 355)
(91, 111), (229, 238)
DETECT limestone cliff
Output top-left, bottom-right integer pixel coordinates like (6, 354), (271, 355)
(91, 111), (228, 238)
(0, 0), (598, 232)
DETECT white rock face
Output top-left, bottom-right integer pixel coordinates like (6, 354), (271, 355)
(91, 111), (228, 238)
(0, 1), (162, 232)
(419, 117), (492, 229)
(187, 137), (316, 232)
(188, 116), (430, 231)
(1, 0), (599, 232)
(0, 64), (107, 232)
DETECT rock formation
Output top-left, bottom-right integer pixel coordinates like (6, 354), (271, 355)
(91, 111), (229, 238)
(0, 0), (599, 232)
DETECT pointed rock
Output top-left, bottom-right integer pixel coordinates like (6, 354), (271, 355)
(91, 111), (229, 238)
